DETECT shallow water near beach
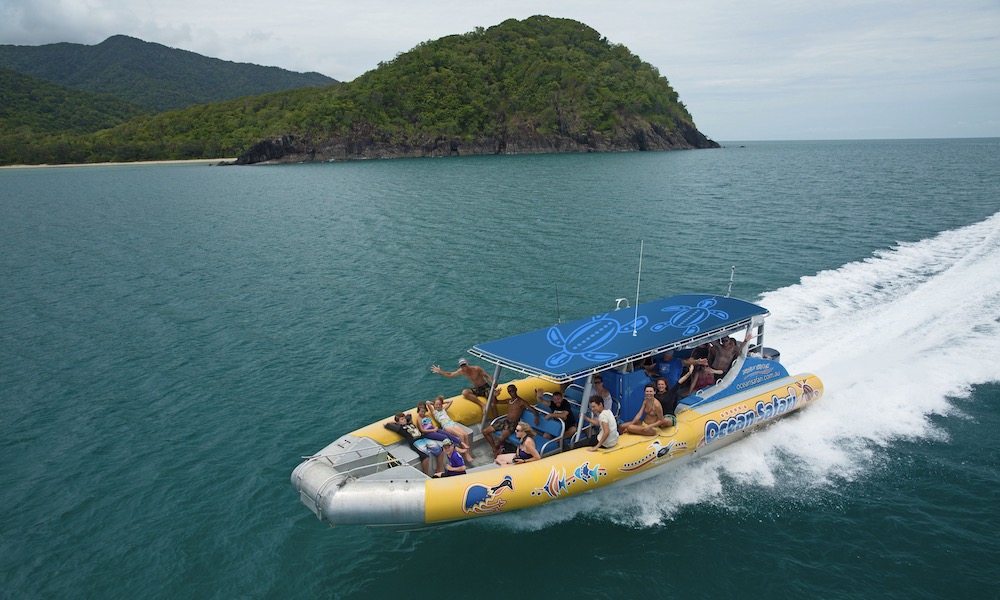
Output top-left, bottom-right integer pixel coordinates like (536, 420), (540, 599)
(2, 139), (999, 598)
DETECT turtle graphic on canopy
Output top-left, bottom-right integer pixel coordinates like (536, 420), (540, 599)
(650, 298), (729, 335)
(545, 314), (649, 368)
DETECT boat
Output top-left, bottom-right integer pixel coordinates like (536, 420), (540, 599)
(291, 293), (823, 529)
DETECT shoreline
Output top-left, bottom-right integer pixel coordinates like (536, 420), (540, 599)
(0, 158), (235, 170)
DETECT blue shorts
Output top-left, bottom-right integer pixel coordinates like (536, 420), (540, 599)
(414, 439), (442, 456)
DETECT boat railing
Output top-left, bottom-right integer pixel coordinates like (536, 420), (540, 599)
(334, 457), (406, 482)
(303, 445), (403, 477)
(302, 445), (392, 464)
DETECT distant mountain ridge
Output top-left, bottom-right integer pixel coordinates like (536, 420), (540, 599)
(0, 35), (337, 112)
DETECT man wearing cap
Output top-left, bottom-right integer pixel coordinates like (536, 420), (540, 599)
(431, 359), (495, 411)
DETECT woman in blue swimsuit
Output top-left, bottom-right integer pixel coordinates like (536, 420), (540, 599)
(495, 424), (540, 466)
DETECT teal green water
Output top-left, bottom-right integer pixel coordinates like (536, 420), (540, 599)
(2, 140), (999, 599)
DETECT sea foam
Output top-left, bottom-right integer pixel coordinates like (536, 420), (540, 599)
(495, 210), (1000, 530)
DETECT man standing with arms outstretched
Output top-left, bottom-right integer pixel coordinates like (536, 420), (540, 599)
(431, 358), (495, 410)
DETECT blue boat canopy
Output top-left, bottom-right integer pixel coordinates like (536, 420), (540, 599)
(469, 294), (769, 383)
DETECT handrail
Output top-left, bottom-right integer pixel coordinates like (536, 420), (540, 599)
(302, 446), (391, 462)
(334, 457), (406, 481)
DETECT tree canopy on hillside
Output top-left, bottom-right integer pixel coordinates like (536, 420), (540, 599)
(1, 17), (714, 165)
(0, 67), (148, 136)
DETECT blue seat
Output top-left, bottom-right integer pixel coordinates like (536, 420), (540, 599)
(564, 383), (585, 403)
(556, 383), (620, 418)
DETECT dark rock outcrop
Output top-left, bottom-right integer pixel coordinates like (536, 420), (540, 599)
(232, 117), (719, 165)
(233, 136), (312, 165)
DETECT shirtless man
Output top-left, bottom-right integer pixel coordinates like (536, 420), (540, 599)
(620, 384), (674, 435)
(431, 358), (494, 410)
(710, 330), (754, 377)
(482, 384), (541, 456)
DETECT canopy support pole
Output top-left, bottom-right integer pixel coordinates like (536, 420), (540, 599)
(755, 322), (765, 355)
(480, 364), (504, 430)
(573, 375), (595, 446)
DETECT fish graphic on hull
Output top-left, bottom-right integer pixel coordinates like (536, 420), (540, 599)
(531, 462), (608, 499)
(545, 314), (648, 368)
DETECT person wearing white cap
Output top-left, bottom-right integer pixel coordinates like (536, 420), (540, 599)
(433, 438), (467, 478)
(431, 358), (495, 412)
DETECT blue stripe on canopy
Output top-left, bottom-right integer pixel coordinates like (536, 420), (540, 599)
(469, 294), (768, 382)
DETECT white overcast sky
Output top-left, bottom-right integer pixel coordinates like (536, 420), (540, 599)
(2, 0), (998, 141)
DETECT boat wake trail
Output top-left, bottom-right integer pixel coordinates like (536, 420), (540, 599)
(495, 211), (1000, 530)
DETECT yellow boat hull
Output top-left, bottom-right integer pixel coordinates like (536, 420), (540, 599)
(293, 374), (822, 527)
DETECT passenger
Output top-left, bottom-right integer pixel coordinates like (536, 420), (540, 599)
(581, 396), (619, 451)
(653, 377), (680, 419)
(429, 395), (473, 455)
(495, 424), (540, 465)
(688, 343), (714, 367)
(591, 374), (614, 408)
(434, 439), (467, 477)
(634, 356), (657, 378)
(675, 364), (697, 399)
(482, 384), (541, 457)
(536, 389), (577, 440)
(710, 331), (754, 378)
(620, 384), (673, 435)
(431, 358), (495, 411)
(657, 377), (683, 425)
(653, 377), (671, 406)
(687, 363), (724, 395)
(384, 412), (444, 476)
(656, 351), (684, 388)
(416, 402), (472, 464)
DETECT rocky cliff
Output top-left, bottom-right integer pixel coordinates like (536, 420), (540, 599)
(233, 117), (717, 165)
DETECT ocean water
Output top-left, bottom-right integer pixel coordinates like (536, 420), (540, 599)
(1, 139), (998, 599)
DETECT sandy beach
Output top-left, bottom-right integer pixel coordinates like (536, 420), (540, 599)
(0, 158), (236, 170)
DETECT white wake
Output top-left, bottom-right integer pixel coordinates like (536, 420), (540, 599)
(492, 211), (1000, 529)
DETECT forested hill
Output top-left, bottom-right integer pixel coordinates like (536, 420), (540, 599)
(0, 67), (148, 135)
(0, 35), (337, 112)
(0, 17), (718, 166)
(233, 16), (719, 163)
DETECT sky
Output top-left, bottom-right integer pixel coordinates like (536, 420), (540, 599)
(2, 0), (998, 141)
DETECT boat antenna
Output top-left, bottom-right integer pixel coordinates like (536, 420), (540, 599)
(725, 265), (736, 298)
(555, 285), (562, 324)
(633, 240), (644, 336)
